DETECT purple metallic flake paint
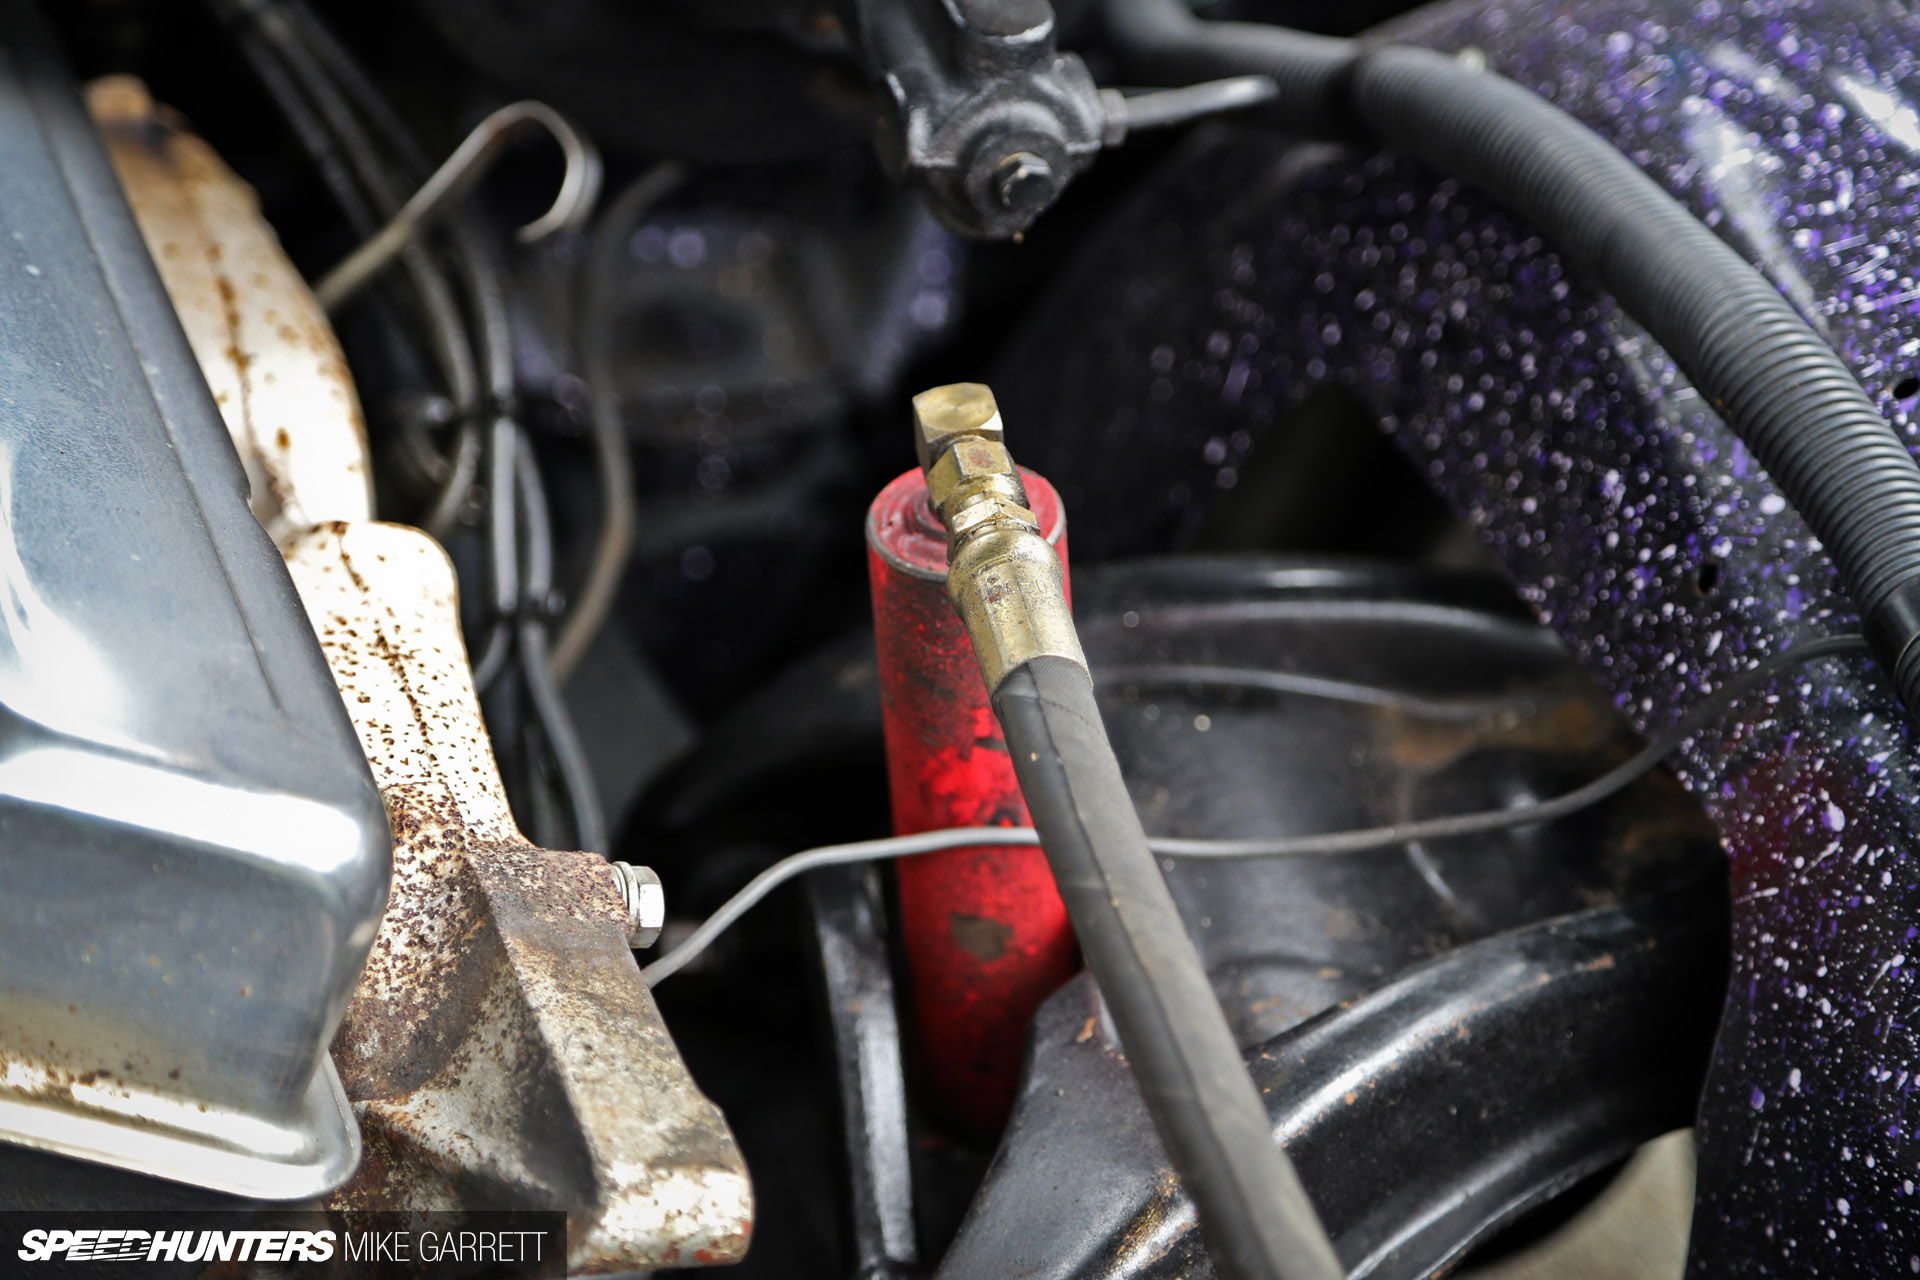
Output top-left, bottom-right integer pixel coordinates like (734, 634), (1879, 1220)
(995, 0), (1920, 1270)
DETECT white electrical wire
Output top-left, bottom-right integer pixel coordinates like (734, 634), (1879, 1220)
(641, 634), (1868, 987)
(643, 827), (1040, 985)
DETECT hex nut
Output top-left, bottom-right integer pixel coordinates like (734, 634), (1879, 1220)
(612, 862), (666, 950)
(929, 437), (1018, 492)
(912, 382), (1003, 470)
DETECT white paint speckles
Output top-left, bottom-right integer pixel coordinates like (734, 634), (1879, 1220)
(1011, 0), (1920, 1254)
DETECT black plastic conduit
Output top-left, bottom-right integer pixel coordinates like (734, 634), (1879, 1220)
(1105, 0), (1920, 718)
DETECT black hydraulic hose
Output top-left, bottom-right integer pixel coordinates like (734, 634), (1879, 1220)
(994, 655), (1344, 1280)
(914, 376), (1342, 1280)
(1105, 0), (1920, 719)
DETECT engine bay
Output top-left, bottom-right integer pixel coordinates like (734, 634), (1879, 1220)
(1, 0), (1918, 1275)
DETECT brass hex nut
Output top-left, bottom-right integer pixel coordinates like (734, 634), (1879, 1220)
(913, 382), (1004, 471)
(928, 438), (1025, 515)
(946, 437), (1014, 483)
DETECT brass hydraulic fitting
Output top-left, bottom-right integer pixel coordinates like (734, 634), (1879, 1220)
(913, 382), (1087, 693)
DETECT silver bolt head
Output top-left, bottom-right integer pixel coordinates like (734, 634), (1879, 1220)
(612, 861), (666, 949)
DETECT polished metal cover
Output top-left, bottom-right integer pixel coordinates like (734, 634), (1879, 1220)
(0, 0), (390, 1198)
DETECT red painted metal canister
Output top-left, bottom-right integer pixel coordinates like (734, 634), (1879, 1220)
(866, 466), (1076, 1132)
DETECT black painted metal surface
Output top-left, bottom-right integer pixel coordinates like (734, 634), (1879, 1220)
(920, 556), (1723, 1276)
(1076, 557), (1722, 1045)
(940, 886), (1725, 1280)
(809, 864), (921, 1280)
(993, 0), (1920, 1267)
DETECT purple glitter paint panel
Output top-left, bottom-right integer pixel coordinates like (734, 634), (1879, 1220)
(992, 0), (1920, 1270)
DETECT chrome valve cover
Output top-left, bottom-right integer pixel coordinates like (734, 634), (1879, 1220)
(0, 0), (390, 1199)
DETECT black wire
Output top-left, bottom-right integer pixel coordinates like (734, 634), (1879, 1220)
(470, 621), (513, 692)
(514, 437), (610, 854)
(283, 0), (434, 177)
(221, 0), (610, 854)
(259, 9), (410, 213)
(555, 162), (687, 682)
(274, 1), (488, 509)
(225, 22), (378, 234)
(519, 620), (609, 852)
(454, 194), (604, 853)
(421, 420), (482, 541)
(462, 238), (526, 703)
(221, 0), (481, 510)
(459, 250), (521, 633)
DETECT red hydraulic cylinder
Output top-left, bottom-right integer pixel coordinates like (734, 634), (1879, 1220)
(866, 465), (1076, 1132)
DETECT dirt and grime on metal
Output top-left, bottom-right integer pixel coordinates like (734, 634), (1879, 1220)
(290, 522), (751, 1271)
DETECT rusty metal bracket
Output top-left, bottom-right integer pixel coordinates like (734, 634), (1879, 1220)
(287, 525), (752, 1269)
(96, 78), (752, 1268)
